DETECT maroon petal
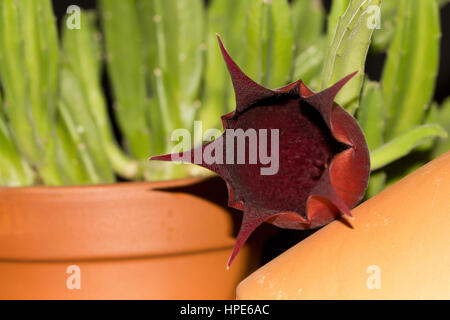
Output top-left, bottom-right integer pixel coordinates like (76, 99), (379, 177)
(217, 35), (275, 112)
(302, 71), (358, 126)
(227, 205), (278, 268)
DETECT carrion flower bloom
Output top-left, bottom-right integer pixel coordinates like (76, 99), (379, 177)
(151, 36), (370, 267)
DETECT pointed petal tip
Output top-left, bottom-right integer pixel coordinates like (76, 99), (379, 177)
(311, 70), (359, 100)
(330, 195), (352, 219)
(226, 243), (241, 269)
(298, 80), (315, 97)
(349, 70), (359, 77)
(339, 70), (358, 84)
(302, 70), (359, 124)
(342, 206), (352, 218)
(330, 71), (359, 91)
(344, 209), (354, 218)
(216, 34), (224, 48)
(226, 208), (275, 268)
(149, 154), (173, 162)
(216, 36), (274, 111)
(217, 34), (228, 57)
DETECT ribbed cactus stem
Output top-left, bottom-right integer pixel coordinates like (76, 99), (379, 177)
(57, 101), (103, 184)
(381, 0), (440, 140)
(0, 0), (63, 184)
(0, 91), (34, 186)
(100, 0), (152, 160)
(321, 0), (381, 115)
(62, 10), (138, 180)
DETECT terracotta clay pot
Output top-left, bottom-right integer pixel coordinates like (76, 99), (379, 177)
(0, 177), (260, 299)
(237, 151), (450, 299)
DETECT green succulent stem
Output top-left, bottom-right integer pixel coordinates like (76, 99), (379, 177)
(370, 124), (448, 171)
(100, 0), (152, 160)
(0, 91), (34, 186)
(0, 0), (64, 184)
(321, 0), (381, 115)
(381, 0), (440, 140)
(62, 10), (137, 180)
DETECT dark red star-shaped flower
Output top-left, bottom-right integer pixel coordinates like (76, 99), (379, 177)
(151, 36), (370, 268)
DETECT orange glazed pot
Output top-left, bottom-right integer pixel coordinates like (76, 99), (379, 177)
(0, 178), (260, 299)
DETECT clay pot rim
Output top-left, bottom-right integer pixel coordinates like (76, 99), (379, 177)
(0, 177), (204, 193)
(0, 177), (238, 261)
(1, 245), (236, 263)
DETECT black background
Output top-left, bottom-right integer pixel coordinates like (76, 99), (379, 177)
(0, 300), (446, 316)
